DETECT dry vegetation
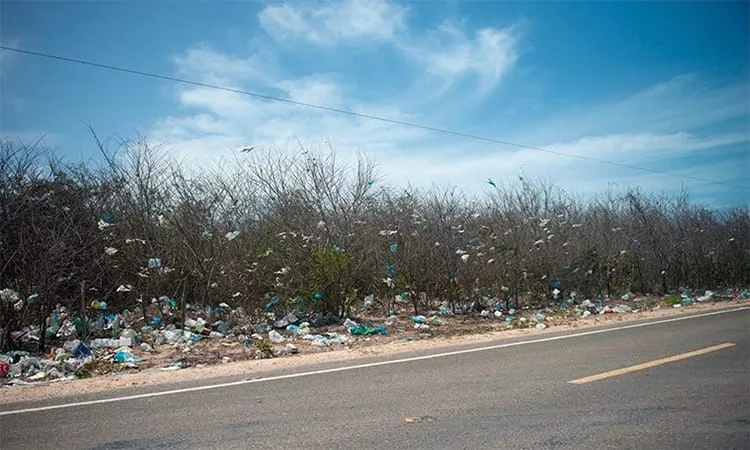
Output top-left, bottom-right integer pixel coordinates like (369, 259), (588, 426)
(1, 136), (748, 354)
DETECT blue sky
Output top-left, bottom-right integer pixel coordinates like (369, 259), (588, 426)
(1, 0), (748, 206)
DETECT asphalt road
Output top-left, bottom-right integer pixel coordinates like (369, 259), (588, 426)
(2, 308), (749, 449)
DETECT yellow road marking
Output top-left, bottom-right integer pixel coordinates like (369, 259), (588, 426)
(569, 342), (736, 384)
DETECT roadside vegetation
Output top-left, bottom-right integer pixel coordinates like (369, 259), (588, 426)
(1, 137), (748, 353)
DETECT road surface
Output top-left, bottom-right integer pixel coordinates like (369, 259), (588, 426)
(1, 307), (748, 449)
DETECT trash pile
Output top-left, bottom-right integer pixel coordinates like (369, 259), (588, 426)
(2, 287), (747, 386)
(576, 299), (634, 317)
(0, 290), (381, 385)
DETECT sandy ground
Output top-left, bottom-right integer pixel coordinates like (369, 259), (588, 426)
(1, 299), (747, 405)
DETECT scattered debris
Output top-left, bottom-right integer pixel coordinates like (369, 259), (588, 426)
(1, 288), (746, 387)
(276, 343), (299, 356)
(349, 324), (387, 336)
(405, 416), (436, 423)
(268, 330), (285, 344)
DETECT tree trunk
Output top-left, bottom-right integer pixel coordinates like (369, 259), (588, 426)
(181, 274), (187, 330)
(38, 301), (47, 354)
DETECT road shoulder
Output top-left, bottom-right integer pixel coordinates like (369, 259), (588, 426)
(1, 299), (747, 405)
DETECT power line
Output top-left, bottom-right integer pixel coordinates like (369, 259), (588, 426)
(1, 45), (747, 190)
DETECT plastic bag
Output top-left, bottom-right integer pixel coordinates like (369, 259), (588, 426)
(268, 330), (285, 344)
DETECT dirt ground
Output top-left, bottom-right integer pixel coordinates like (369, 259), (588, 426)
(1, 298), (746, 405)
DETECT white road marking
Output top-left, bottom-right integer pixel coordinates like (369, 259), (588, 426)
(1, 306), (747, 416)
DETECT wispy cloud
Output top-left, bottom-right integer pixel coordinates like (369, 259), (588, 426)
(151, 41), (426, 163)
(400, 21), (519, 98)
(173, 43), (277, 86)
(152, 56), (747, 194)
(256, 0), (519, 100)
(258, 0), (407, 45)
(520, 75), (750, 145)
(146, 0), (747, 204)
(275, 74), (347, 107)
(543, 132), (748, 163)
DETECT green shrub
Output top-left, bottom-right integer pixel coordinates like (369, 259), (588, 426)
(253, 339), (275, 358)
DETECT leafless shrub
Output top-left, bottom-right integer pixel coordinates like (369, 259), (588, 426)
(1, 136), (747, 351)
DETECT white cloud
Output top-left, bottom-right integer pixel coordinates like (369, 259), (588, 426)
(172, 43), (276, 86)
(374, 138), (749, 204)
(177, 87), (262, 121)
(257, 1), (519, 99)
(275, 74), (347, 107)
(520, 75), (750, 145)
(258, 0), (407, 45)
(151, 44), (428, 164)
(542, 132), (748, 163)
(152, 57), (747, 197)
(153, 114), (235, 138)
(147, 7), (745, 204)
(402, 21), (519, 97)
